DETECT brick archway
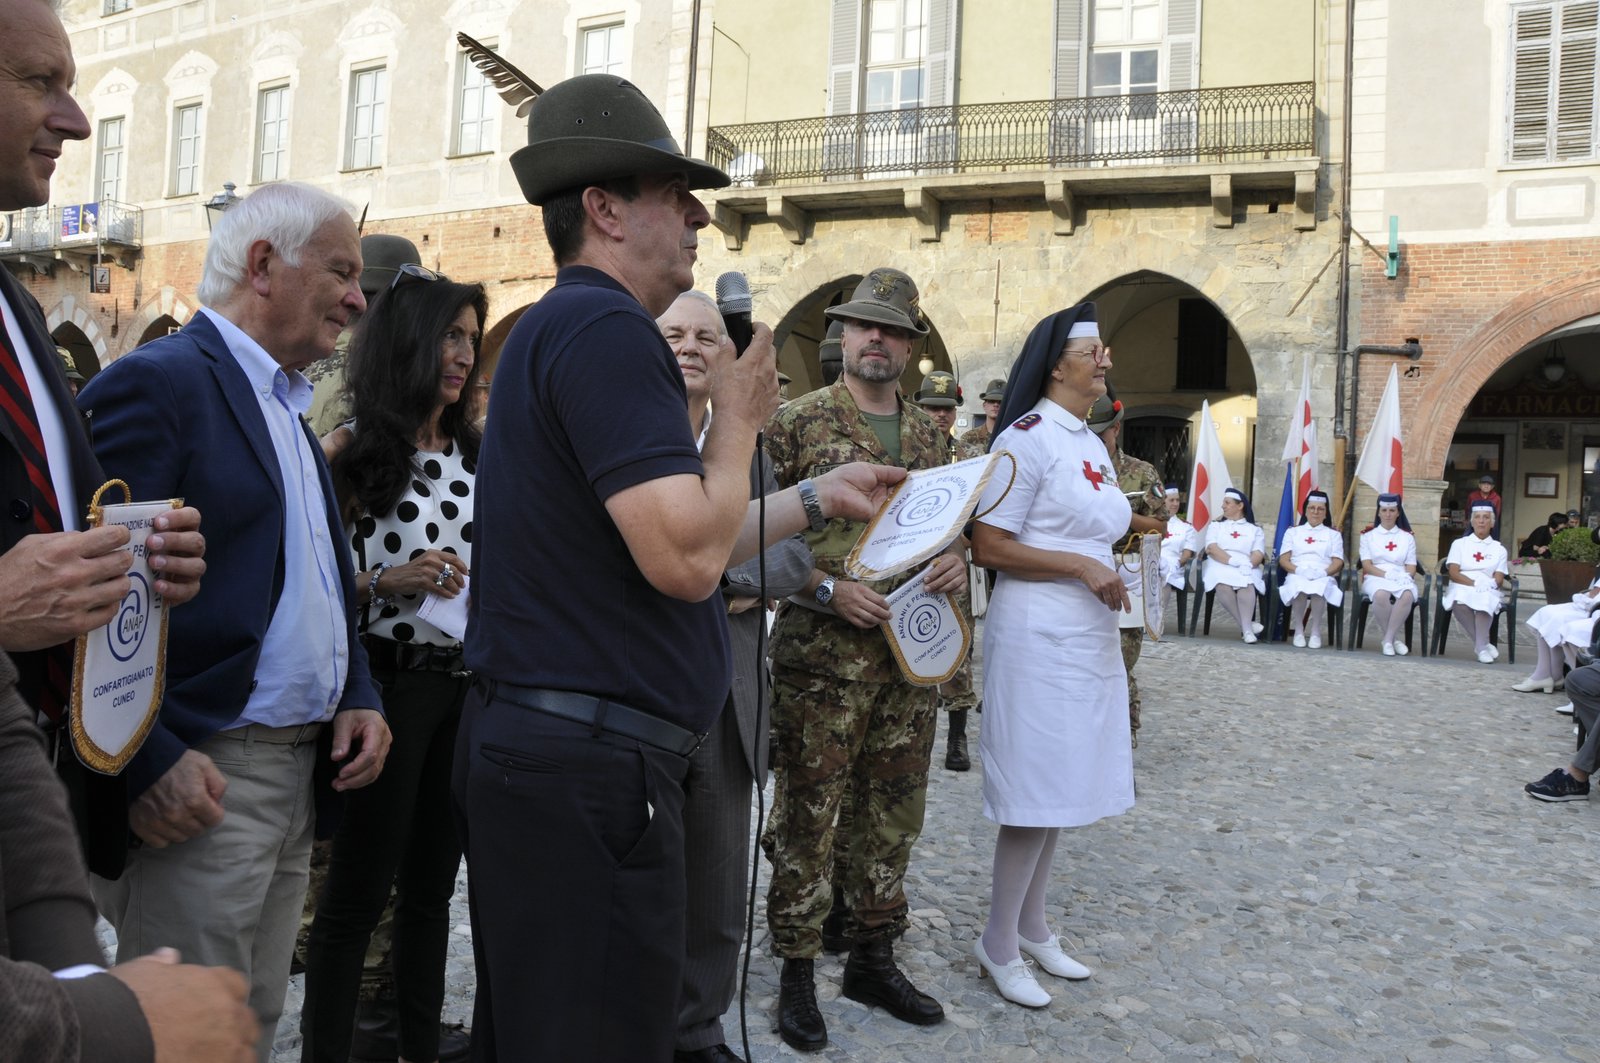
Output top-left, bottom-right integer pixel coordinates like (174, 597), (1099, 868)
(1412, 269), (1600, 477)
(122, 288), (197, 363)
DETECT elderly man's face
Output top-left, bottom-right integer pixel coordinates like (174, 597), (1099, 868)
(658, 293), (724, 404)
(260, 213), (365, 371)
(0, 0), (90, 211)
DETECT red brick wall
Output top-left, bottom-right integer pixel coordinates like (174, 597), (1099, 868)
(1352, 236), (1600, 477)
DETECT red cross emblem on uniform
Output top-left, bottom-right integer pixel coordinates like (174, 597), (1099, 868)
(1230, 530), (1241, 540)
(1305, 536), (1315, 545)
(1386, 541), (1397, 551)
(1081, 461), (1103, 490)
(1473, 552), (1485, 562)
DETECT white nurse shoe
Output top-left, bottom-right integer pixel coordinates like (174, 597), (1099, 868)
(974, 938), (1050, 1007)
(1017, 933), (1092, 980)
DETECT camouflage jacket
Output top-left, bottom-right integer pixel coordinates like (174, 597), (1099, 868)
(765, 379), (947, 683)
(957, 422), (990, 457)
(1113, 449), (1165, 553)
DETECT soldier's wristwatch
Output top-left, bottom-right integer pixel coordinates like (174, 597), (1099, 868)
(797, 477), (827, 532)
(814, 576), (836, 606)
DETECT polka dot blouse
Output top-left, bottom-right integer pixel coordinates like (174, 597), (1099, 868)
(349, 441), (475, 646)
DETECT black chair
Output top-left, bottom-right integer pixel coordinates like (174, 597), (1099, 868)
(1346, 573), (1426, 654)
(1432, 558), (1519, 663)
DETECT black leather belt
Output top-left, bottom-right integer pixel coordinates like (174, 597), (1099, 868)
(483, 681), (704, 757)
(362, 635), (469, 675)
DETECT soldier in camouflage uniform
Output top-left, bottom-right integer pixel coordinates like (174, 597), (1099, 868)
(957, 376), (1006, 454)
(1087, 385), (1165, 746)
(761, 268), (968, 1052)
(913, 370), (979, 772)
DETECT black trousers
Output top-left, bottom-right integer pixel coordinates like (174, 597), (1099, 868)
(452, 682), (690, 1063)
(302, 665), (469, 1063)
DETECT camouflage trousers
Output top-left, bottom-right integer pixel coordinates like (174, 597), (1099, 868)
(1120, 627), (1142, 742)
(761, 667), (937, 958)
(298, 841), (395, 1000)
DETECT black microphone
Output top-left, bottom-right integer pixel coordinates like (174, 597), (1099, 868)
(715, 271), (754, 357)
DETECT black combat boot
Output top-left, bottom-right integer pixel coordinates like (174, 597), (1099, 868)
(820, 885), (851, 953)
(944, 708), (970, 771)
(777, 958), (828, 1052)
(840, 939), (944, 1026)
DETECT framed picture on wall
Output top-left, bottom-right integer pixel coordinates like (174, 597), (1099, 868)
(1522, 424), (1566, 450)
(1526, 473), (1560, 498)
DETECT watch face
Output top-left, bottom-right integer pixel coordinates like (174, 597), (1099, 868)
(815, 579), (834, 605)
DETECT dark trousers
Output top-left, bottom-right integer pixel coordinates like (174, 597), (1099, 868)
(452, 683), (691, 1063)
(302, 666), (469, 1063)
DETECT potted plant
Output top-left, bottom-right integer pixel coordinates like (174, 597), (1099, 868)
(1539, 526), (1600, 603)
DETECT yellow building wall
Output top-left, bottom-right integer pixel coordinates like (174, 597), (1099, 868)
(1200, 0), (1315, 87)
(707, 5), (830, 125)
(957, 1), (1054, 103)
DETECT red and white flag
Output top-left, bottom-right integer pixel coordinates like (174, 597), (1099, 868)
(1354, 363), (1404, 495)
(1280, 356), (1317, 516)
(1187, 400), (1234, 533)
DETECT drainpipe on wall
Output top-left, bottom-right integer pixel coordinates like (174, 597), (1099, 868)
(1332, 0), (1358, 536)
(684, 0), (704, 154)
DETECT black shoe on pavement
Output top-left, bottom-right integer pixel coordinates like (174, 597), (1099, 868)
(350, 995), (471, 1062)
(944, 709), (971, 772)
(777, 958), (828, 1052)
(1526, 768), (1591, 802)
(840, 939), (944, 1026)
(674, 1045), (746, 1062)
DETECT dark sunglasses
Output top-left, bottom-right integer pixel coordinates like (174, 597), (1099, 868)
(388, 263), (449, 291)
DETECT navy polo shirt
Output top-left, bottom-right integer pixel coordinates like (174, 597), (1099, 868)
(466, 266), (731, 733)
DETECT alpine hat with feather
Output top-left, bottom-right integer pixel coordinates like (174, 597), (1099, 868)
(508, 74), (729, 205)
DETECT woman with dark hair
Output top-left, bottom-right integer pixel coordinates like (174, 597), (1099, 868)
(1200, 488), (1266, 643)
(1358, 493), (1419, 655)
(1276, 489), (1343, 649)
(1442, 500), (1510, 664)
(1519, 511), (1570, 558)
(969, 303), (1134, 1009)
(302, 267), (486, 1063)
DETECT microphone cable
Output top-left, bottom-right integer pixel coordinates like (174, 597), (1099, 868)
(737, 430), (767, 1063)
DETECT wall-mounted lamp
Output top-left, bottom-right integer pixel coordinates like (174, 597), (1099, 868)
(203, 182), (239, 230)
(1542, 342), (1567, 384)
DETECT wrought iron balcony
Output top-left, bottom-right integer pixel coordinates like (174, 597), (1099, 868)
(0, 200), (143, 271)
(705, 81), (1316, 187)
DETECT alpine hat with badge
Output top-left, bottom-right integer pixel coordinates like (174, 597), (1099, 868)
(510, 73), (730, 205)
(1084, 381), (1124, 433)
(980, 378), (1007, 403)
(825, 268), (931, 337)
(915, 370), (961, 407)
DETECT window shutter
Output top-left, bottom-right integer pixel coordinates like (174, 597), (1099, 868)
(1511, 4), (1555, 161)
(1164, 0), (1200, 92)
(1054, 0), (1084, 99)
(926, 0), (960, 107)
(1556, 0), (1598, 159)
(829, 0), (862, 115)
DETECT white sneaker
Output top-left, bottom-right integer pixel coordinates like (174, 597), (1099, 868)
(1252, 621), (1265, 635)
(1017, 934), (1092, 980)
(1477, 649), (1496, 664)
(1293, 632), (1307, 648)
(974, 938), (1050, 1007)
(1556, 702), (1575, 716)
(1395, 642), (1409, 656)
(1488, 644), (1500, 660)
(1242, 630), (1258, 644)
(1382, 642), (1396, 656)
(1308, 635), (1322, 649)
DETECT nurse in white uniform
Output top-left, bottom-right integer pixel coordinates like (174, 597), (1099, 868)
(969, 303), (1134, 1010)
(1442, 499), (1510, 663)
(1357, 493), (1419, 655)
(1159, 485), (1197, 593)
(1277, 489), (1344, 648)
(1201, 488), (1266, 642)
(1514, 572), (1600, 693)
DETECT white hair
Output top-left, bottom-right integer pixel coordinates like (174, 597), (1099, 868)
(197, 182), (356, 305)
(659, 289), (727, 338)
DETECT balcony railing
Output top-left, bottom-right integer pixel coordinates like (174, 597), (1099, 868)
(0, 200), (143, 256)
(705, 81), (1316, 187)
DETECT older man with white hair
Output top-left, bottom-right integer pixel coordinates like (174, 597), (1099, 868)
(81, 181), (390, 1062)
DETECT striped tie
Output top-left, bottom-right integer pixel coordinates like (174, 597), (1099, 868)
(0, 323), (70, 720)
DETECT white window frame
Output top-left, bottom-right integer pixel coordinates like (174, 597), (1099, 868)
(96, 117), (125, 203)
(103, 0), (130, 14)
(1508, 0), (1600, 164)
(579, 21), (625, 76)
(345, 65), (388, 171)
(170, 102), (201, 197)
(453, 46), (497, 157)
(255, 83), (290, 183)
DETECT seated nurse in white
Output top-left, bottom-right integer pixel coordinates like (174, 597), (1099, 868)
(1441, 499), (1510, 663)
(1200, 488), (1266, 643)
(1277, 489), (1344, 649)
(1357, 493), (1418, 656)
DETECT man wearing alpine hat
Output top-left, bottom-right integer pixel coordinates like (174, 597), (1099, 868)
(456, 74), (906, 1062)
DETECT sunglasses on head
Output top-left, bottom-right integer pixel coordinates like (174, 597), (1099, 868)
(388, 263), (449, 291)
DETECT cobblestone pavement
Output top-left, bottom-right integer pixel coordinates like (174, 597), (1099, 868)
(254, 606), (1598, 1061)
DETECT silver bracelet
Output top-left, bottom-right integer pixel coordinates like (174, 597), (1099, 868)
(368, 562), (393, 608)
(797, 478), (827, 532)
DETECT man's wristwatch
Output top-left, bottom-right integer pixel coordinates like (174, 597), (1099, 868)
(814, 576), (836, 606)
(797, 478), (827, 532)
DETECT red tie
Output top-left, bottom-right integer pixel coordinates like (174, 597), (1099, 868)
(0, 321), (70, 720)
